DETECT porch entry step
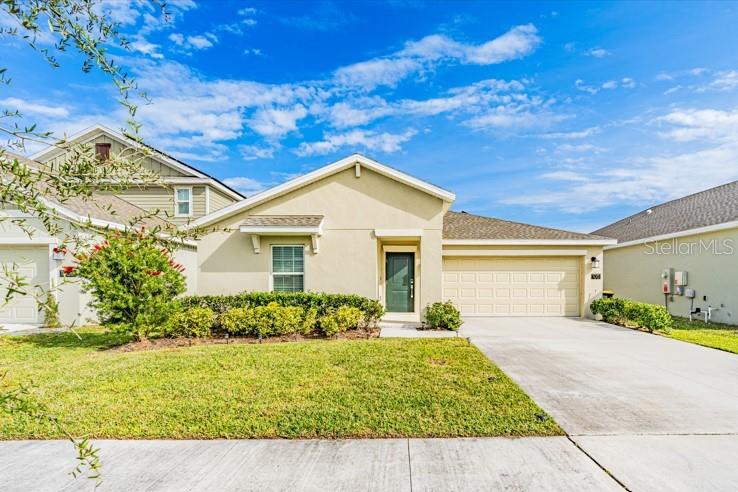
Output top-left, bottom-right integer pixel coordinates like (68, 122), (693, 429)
(379, 321), (459, 339)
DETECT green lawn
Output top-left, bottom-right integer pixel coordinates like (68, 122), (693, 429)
(0, 328), (561, 439)
(663, 317), (738, 354)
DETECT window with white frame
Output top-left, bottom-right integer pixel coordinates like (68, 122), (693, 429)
(174, 187), (192, 216)
(272, 245), (304, 292)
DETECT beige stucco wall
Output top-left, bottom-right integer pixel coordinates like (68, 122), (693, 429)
(603, 227), (738, 324)
(441, 244), (604, 317)
(197, 166), (448, 312)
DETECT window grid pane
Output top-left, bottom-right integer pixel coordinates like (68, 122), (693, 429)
(178, 202), (190, 215)
(272, 246), (303, 273)
(272, 246), (304, 292)
(177, 189), (190, 201)
(273, 274), (303, 292)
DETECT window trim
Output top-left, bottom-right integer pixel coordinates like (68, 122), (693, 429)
(174, 186), (193, 217)
(270, 244), (305, 292)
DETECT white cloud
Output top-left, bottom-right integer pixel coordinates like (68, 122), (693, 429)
(620, 77), (636, 89)
(657, 108), (738, 142)
(664, 85), (682, 95)
(295, 129), (418, 156)
(536, 127), (600, 139)
(169, 32), (218, 51)
(187, 34), (216, 49)
(237, 7), (257, 16)
(585, 48), (610, 58)
(502, 143), (738, 213)
(243, 48), (263, 56)
(698, 70), (738, 92)
(247, 105), (308, 138)
(130, 37), (164, 59)
(238, 144), (276, 161)
(575, 79), (599, 94)
(555, 143), (605, 153)
(223, 176), (266, 194)
(334, 24), (540, 89)
(0, 97), (70, 118)
(601, 80), (618, 90)
(321, 78), (550, 131)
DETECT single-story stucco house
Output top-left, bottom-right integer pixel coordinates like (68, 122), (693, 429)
(593, 180), (738, 325)
(1, 126), (615, 327)
(190, 154), (614, 322)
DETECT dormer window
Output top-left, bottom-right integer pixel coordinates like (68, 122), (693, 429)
(95, 143), (111, 160)
(175, 187), (192, 217)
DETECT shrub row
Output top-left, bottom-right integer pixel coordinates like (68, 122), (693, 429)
(590, 297), (672, 333)
(179, 291), (384, 326)
(162, 303), (366, 339)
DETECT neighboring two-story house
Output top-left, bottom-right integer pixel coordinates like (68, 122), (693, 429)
(30, 125), (244, 225)
(0, 125), (243, 326)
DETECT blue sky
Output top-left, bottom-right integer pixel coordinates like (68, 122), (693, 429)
(3, 0), (738, 232)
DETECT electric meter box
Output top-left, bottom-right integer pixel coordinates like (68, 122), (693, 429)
(684, 288), (696, 299)
(675, 271), (688, 286)
(661, 268), (674, 294)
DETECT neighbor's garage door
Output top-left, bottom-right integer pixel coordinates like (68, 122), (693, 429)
(442, 257), (580, 316)
(0, 247), (48, 324)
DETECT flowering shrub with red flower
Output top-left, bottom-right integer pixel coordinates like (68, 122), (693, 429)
(74, 231), (186, 339)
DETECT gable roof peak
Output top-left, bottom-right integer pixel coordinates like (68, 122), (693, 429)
(188, 153), (456, 229)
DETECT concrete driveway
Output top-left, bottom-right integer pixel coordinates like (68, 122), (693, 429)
(463, 317), (738, 492)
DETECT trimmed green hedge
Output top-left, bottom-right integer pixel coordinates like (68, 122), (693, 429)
(179, 291), (384, 326)
(424, 301), (462, 331)
(590, 297), (672, 333)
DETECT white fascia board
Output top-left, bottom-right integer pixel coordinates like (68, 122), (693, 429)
(0, 237), (58, 245)
(189, 154), (455, 229)
(442, 239), (617, 246)
(604, 220), (738, 250)
(443, 249), (587, 257)
(374, 229), (424, 237)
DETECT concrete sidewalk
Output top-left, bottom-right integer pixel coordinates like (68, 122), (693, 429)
(0, 437), (621, 492)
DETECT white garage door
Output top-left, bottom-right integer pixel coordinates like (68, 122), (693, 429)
(442, 257), (580, 317)
(0, 247), (49, 324)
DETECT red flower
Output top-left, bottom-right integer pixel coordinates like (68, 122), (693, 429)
(62, 265), (75, 275)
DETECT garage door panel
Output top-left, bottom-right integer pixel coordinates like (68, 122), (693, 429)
(442, 256), (580, 317)
(0, 247), (48, 324)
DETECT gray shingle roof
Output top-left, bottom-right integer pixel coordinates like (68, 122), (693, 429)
(592, 180), (738, 242)
(443, 211), (608, 240)
(56, 192), (173, 230)
(241, 215), (324, 227)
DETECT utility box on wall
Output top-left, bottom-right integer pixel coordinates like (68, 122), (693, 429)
(675, 271), (688, 286)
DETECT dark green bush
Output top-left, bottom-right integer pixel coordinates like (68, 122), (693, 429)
(424, 301), (462, 331)
(163, 307), (214, 338)
(590, 297), (672, 333)
(180, 292), (384, 326)
(320, 306), (364, 337)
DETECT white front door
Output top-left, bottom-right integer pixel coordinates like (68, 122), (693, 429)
(442, 257), (580, 316)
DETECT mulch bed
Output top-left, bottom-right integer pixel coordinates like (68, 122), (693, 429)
(110, 328), (381, 352)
